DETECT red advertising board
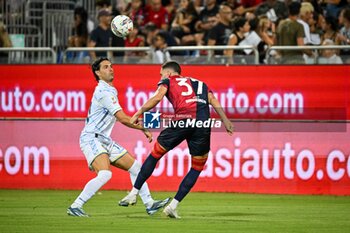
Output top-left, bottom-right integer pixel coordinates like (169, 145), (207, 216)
(0, 120), (349, 195)
(0, 65), (349, 195)
(0, 65), (349, 120)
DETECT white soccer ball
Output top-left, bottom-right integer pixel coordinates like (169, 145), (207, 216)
(111, 15), (133, 38)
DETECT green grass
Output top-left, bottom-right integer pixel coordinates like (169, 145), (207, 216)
(0, 190), (349, 233)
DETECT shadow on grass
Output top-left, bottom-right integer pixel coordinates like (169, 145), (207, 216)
(206, 212), (259, 217)
(118, 211), (258, 222)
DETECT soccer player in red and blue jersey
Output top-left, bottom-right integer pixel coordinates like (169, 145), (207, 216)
(119, 60), (234, 218)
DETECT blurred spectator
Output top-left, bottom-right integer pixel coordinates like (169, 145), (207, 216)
(336, 8), (350, 59)
(240, 0), (262, 10)
(97, 0), (122, 21)
(226, 0), (244, 15)
(224, 17), (251, 63)
(239, 16), (263, 63)
(336, 7), (350, 45)
(0, 22), (12, 63)
(256, 15), (275, 62)
(163, 0), (176, 23)
(257, 15), (275, 47)
(276, 2), (305, 64)
(145, 22), (178, 47)
(207, 4), (233, 55)
(318, 39), (343, 64)
(338, 7), (346, 27)
(309, 12), (322, 45)
(88, 9), (125, 60)
(316, 13), (325, 32)
(245, 11), (257, 22)
(96, 0), (114, 12)
(124, 23), (147, 62)
(151, 32), (171, 63)
(325, 0), (348, 19)
(170, 0), (198, 45)
(74, 4), (95, 34)
(303, 0), (323, 15)
(298, 2), (315, 45)
(115, 0), (130, 13)
(193, 0), (205, 14)
(226, 0), (260, 17)
(145, 0), (170, 30)
(254, 0), (288, 23)
(241, 0), (262, 8)
(193, 0), (220, 46)
(125, 0), (146, 27)
(67, 7), (89, 61)
(321, 16), (338, 43)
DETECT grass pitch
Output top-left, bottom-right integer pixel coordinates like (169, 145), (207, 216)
(0, 190), (349, 233)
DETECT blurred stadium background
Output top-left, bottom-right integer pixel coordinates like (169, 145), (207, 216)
(0, 0), (349, 232)
(0, 0), (350, 64)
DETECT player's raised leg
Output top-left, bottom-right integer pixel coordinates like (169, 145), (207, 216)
(112, 152), (151, 206)
(67, 153), (112, 217)
(113, 151), (170, 214)
(164, 155), (208, 219)
(119, 141), (169, 214)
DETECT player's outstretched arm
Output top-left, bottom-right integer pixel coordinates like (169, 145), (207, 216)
(130, 85), (168, 124)
(115, 110), (153, 142)
(208, 92), (234, 135)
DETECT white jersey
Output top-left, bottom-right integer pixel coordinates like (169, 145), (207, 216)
(81, 80), (122, 139)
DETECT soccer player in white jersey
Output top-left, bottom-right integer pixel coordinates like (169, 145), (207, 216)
(67, 57), (170, 217)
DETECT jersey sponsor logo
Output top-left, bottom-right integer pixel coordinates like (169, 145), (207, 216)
(143, 111), (161, 129)
(185, 96), (207, 104)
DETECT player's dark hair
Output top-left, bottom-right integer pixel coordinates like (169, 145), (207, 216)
(162, 60), (181, 75)
(91, 57), (110, 82)
(288, 2), (301, 16)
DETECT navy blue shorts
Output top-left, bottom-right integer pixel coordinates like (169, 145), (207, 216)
(157, 119), (211, 156)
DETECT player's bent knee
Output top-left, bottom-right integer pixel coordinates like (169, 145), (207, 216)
(191, 156), (208, 172)
(98, 170), (112, 183)
(151, 142), (167, 159)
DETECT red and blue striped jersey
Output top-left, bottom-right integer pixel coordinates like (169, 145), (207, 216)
(158, 75), (211, 120)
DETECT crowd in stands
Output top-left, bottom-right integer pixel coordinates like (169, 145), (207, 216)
(2, 0), (350, 64)
(0, 21), (12, 63)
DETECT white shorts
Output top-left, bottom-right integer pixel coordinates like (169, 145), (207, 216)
(80, 134), (127, 170)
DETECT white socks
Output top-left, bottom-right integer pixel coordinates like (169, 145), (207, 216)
(169, 199), (179, 210)
(71, 170), (112, 208)
(71, 161), (155, 209)
(128, 161), (154, 208)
